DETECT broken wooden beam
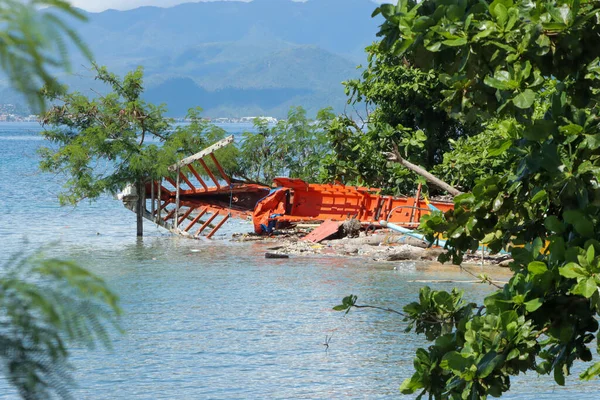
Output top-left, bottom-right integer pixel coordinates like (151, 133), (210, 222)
(386, 142), (462, 197)
(168, 135), (234, 171)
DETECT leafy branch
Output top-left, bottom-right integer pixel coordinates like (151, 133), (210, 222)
(0, 249), (121, 399)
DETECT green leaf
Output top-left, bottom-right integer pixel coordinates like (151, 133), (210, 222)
(512, 89), (536, 109)
(455, 193), (475, 206)
(477, 351), (505, 378)
(528, 261), (548, 275)
(473, 26), (496, 41)
(572, 277), (598, 298)
(443, 37), (468, 47)
(484, 77), (512, 90)
(413, 16), (435, 32)
(488, 139), (512, 156)
(580, 361), (600, 381)
(530, 189), (547, 203)
(559, 124), (583, 135)
(563, 209), (583, 225)
(332, 305), (349, 311)
(425, 41), (442, 52)
(523, 120), (557, 141)
(379, 4), (396, 18)
(544, 216), (565, 233)
(586, 245), (595, 265)
(441, 351), (472, 373)
(446, 4), (465, 21)
(506, 348), (520, 361)
(574, 218), (595, 237)
(524, 298), (543, 312)
(559, 262), (587, 279)
(400, 376), (424, 394)
(554, 364), (566, 386)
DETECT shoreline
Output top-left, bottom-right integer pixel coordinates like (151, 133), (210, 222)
(232, 230), (512, 266)
(229, 232), (514, 285)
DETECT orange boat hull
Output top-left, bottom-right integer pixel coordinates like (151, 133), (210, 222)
(252, 178), (454, 234)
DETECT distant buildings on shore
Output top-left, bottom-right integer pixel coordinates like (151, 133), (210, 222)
(0, 104), (38, 122)
(173, 116), (278, 124)
(211, 116), (278, 124)
(0, 103), (279, 124)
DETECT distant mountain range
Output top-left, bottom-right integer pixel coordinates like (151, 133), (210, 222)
(0, 0), (384, 118)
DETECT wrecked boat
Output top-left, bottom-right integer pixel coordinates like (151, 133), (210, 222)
(121, 135), (454, 239)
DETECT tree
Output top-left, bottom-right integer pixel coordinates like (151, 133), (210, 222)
(238, 106), (334, 184)
(337, 0), (600, 398)
(39, 65), (236, 236)
(0, 2), (122, 399)
(0, 0), (90, 111)
(322, 44), (479, 195)
(0, 249), (121, 400)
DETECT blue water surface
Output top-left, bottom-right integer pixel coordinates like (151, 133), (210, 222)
(0, 123), (599, 399)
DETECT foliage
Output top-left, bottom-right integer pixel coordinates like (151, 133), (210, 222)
(432, 119), (519, 190)
(237, 106), (334, 184)
(323, 117), (420, 193)
(0, 0), (91, 111)
(322, 44), (479, 194)
(39, 65), (234, 205)
(171, 107), (240, 179)
(336, 0), (600, 398)
(0, 249), (121, 399)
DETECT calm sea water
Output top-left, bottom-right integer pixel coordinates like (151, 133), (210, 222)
(1, 123), (598, 399)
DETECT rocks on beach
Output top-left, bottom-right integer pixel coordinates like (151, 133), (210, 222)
(232, 230), (511, 266)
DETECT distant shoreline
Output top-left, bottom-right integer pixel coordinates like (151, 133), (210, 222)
(0, 121), (262, 125)
(0, 118), (276, 125)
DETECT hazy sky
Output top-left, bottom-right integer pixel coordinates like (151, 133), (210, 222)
(68, 0), (387, 13)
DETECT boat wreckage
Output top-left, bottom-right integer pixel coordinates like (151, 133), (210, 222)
(120, 135), (455, 240)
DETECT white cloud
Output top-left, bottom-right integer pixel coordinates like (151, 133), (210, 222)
(67, 0), (246, 12)
(67, 0), (388, 13)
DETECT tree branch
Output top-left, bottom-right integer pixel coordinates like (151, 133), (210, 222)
(385, 142), (463, 196)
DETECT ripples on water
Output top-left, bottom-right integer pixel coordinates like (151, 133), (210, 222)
(1, 123), (598, 398)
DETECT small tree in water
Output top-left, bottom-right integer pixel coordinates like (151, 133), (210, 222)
(39, 65), (237, 236)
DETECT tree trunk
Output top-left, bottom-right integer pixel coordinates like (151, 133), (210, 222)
(136, 179), (144, 237)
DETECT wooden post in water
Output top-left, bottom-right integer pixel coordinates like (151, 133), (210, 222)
(157, 179), (162, 223)
(136, 179), (144, 237)
(175, 167), (181, 229)
(409, 183), (422, 224)
(151, 179), (155, 218)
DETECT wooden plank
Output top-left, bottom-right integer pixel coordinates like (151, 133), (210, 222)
(199, 159), (221, 189)
(206, 214), (230, 239)
(176, 207), (195, 227)
(300, 219), (342, 243)
(179, 171), (196, 191)
(188, 164), (208, 191)
(195, 211), (220, 236)
(163, 208), (176, 222)
(168, 135), (234, 171)
(209, 153), (231, 186)
(184, 207), (208, 232)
